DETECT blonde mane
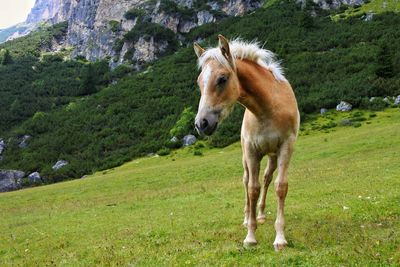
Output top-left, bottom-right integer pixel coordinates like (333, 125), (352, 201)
(197, 39), (286, 82)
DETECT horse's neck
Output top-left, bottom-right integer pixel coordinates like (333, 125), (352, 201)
(236, 59), (276, 118)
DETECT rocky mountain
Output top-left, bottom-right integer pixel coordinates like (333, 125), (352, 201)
(15, 0), (263, 66)
(2, 0), (368, 65)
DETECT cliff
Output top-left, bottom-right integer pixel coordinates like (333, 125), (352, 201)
(13, 0), (366, 65)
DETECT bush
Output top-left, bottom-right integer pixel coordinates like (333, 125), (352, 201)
(169, 107), (196, 139)
(109, 20), (120, 32)
(124, 8), (145, 20)
(157, 147), (171, 156)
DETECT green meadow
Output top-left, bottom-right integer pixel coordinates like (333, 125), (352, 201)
(1, 108), (399, 266)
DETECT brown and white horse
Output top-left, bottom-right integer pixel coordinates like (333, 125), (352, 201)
(194, 35), (299, 250)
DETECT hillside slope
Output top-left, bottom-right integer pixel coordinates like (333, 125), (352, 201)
(1, 1), (399, 184)
(0, 108), (399, 265)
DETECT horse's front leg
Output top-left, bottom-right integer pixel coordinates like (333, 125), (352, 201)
(273, 138), (295, 251)
(243, 144), (261, 246)
(242, 158), (249, 227)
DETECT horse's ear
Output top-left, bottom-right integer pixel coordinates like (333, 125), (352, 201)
(218, 34), (235, 70)
(194, 42), (205, 58)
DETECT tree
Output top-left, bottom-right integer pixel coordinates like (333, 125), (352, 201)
(376, 44), (394, 78)
(1, 49), (12, 65)
(80, 64), (97, 95)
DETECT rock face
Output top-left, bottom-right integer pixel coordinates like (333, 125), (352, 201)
(183, 134), (196, 146)
(21, 0), (263, 65)
(336, 101), (352, 112)
(26, 0), (72, 24)
(28, 172), (42, 183)
(0, 138), (5, 156)
(52, 160), (69, 170)
(0, 170), (25, 192)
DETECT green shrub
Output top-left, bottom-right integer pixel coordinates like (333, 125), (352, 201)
(124, 8), (145, 20)
(157, 147), (171, 156)
(169, 107), (196, 139)
(109, 20), (120, 32)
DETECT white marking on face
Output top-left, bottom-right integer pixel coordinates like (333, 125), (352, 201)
(202, 64), (212, 95)
(198, 64), (212, 113)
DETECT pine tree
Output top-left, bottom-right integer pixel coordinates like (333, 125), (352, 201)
(1, 49), (12, 65)
(376, 44), (394, 78)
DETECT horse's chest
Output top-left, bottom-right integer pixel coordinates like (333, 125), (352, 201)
(242, 124), (281, 155)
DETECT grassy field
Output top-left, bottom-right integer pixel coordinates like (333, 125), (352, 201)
(0, 108), (399, 266)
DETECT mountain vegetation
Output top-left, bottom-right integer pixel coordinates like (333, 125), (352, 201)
(0, 1), (399, 183)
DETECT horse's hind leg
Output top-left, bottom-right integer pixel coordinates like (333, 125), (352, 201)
(273, 138), (295, 251)
(257, 155), (277, 224)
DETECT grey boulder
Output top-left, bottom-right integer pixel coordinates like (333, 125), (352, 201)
(0, 138), (5, 155)
(320, 108), (328, 115)
(182, 135), (197, 146)
(19, 135), (32, 149)
(52, 160), (69, 170)
(395, 95), (400, 105)
(336, 101), (352, 112)
(0, 170), (25, 192)
(28, 172), (42, 183)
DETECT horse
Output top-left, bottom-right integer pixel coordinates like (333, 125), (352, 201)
(193, 35), (299, 250)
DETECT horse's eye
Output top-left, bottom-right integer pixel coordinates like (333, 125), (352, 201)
(217, 76), (228, 87)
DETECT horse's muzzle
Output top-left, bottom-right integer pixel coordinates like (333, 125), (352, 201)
(195, 118), (218, 136)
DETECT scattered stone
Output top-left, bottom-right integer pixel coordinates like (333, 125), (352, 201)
(0, 138), (5, 155)
(28, 172), (42, 183)
(0, 170), (25, 192)
(81, 175), (88, 179)
(170, 136), (178, 143)
(369, 97), (376, 102)
(364, 11), (374, 21)
(320, 108), (328, 115)
(19, 135), (32, 149)
(395, 95), (400, 105)
(52, 160), (69, 170)
(336, 101), (352, 112)
(182, 135), (197, 146)
(340, 119), (352, 126)
(383, 97), (392, 104)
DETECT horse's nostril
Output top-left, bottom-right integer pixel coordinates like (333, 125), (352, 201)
(201, 119), (208, 129)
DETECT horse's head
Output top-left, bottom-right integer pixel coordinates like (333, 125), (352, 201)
(194, 35), (240, 136)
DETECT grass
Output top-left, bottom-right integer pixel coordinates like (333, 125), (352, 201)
(0, 108), (399, 266)
(332, 0), (400, 20)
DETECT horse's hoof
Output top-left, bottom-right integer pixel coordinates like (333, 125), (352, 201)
(273, 239), (288, 251)
(243, 238), (257, 247)
(257, 215), (266, 224)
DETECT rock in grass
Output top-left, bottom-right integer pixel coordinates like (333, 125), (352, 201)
(0, 170), (25, 192)
(340, 119), (352, 126)
(336, 101), (352, 112)
(395, 95), (400, 105)
(28, 172), (42, 184)
(0, 138), (5, 155)
(320, 108), (328, 115)
(19, 135), (32, 149)
(52, 160), (69, 170)
(182, 135), (196, 146)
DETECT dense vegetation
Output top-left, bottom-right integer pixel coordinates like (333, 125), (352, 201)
(0, 1), (399, 183)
